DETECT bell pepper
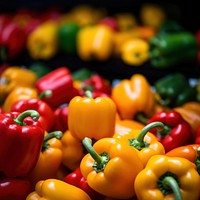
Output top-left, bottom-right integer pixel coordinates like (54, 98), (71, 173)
(80, 137), (143, 199)
(52, 103), (69, 133)
(0, 177), (31, 200)
(147, 110), (192, 152)
(68, 90), (116, 140)
(27, 131), (63, 188)
(64, 166), (104, 199)
(57, 22), (80, 54)
(81, 74), (112, 97)
(72, 68), (94, 81)
(77, 24), (114, 61)
(26, 178), (92, 200)
(35, 67), (80, 108)
(0, 20), (26, 61)
(114, 121), (165, 166)
(134, 155), (200, 200)
(111, 73), (155, 120)
(61, 130), (85, 171)
(154, 73), (197, 107)
(174, 101), (200, 138)
(3, 86), (38, 112)
(195, 126), (200, 144)
(27, 20), (58, 60)
(98, 16), (119, 31)
(11, 96), (55, 131)
(121, 38), (149, 66)
(0, 110), (44, 177)
(149, 31), (198, 68)
(0, 66), (37, 104)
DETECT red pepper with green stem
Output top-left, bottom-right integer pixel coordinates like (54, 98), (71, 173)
(147, 110), (192, 152)
(0, 177), (31, 200)
(35, 67), (80, 109)
(11, 90), (55, 132)
(64, 167), (104, 200)
(0, 110), (44, 177)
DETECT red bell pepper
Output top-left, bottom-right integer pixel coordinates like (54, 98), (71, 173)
(0, 177), (31, 200)
(11, 97), (55, 132)
(99, 16), (119, 31)
(64, 167), (104, 200)
(0, 110), (44, 177)
(52, 103), (69, 133)
(35, 67), (80, 109)
(147, 110), (192, 152)
(0, 20), (26, 61)
(195, 126), (200, 144)
(81, 74), (112, 97)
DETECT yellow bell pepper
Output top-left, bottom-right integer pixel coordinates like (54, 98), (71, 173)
(27, 131), (63, 188)
(77, 24), (114, 61)
(114, 121), (165, 166)
(26, 179), (91, 200)
(121, 38), (150, 66)
(68, 91), (117, 140)
(111, 74), (155, 120)
(27, 20), (58, 60)
(3, 86), (38, 112)
(135, 155), (200, 200)
(80, 137), (143, 199)
(0, 66), (37, 104)
(61, 130), (85, 171)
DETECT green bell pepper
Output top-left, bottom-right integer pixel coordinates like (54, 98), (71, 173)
(154, 73), (197, 107)
(149, 31), (198, 68)
(57, 22), (80, 54)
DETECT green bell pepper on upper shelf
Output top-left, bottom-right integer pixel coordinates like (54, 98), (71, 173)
(57, 22), (80, 54)
(149, 31), (198, 68)
(154, 73), (197, 107)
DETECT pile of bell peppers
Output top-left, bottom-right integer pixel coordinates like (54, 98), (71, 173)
(0, 62), (200, 200)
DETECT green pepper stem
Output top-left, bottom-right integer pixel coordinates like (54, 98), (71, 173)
(137, 121), (165, 143)
(82, 137), (109, 172)
(85, 90), (93, 98)
(42, 131), (63, 152)
(14, 110), (40, 126)
(162, 176), (182, 200)
(135, 112), (149, 124)
(38, 90), (52, 100)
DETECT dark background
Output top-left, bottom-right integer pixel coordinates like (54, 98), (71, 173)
(0, 0), (199, 83)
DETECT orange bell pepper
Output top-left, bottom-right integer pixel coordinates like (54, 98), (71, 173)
(27, 131), (63, 188)
(3, 86), (38, 112)
(61, 130), (85, 171)
(134, 155), (200, 200)
(111, 74), (155, 120)
(68, 91), (117, 140)
(26, 179), (91, 200)
(80, 137), (143, 199)
(114, 121), (165, 166)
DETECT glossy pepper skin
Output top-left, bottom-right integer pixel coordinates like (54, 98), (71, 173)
(81, 137), (143, 199)
(3, 86), (38, 112)
(147, 111), (192, 152)
(121, 38), (149, 66)
(0, 20), (26, 61)
(26, 178), (92, 200)
(57, 22), (80, 54)
(11, 97), (55, 131)
(114, 122), (165, 166)
(64, 167), (104, 200)
(0, 110), (44, 177)
(27, 20), (58, 60)
(149, 31), (198, 68)
(27, 131), (63, 188)
(35, 67), (80, 108)
(134, 155), (200, 200)
(195, 126), (200, 144)
(0, 66), (37, 104)
(77, 24), (114, 61)
(0, 177), (31, 200)
(154, 73), (197, 107)
(68, 91), (117, 140)
(111, 74), (155, 120)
